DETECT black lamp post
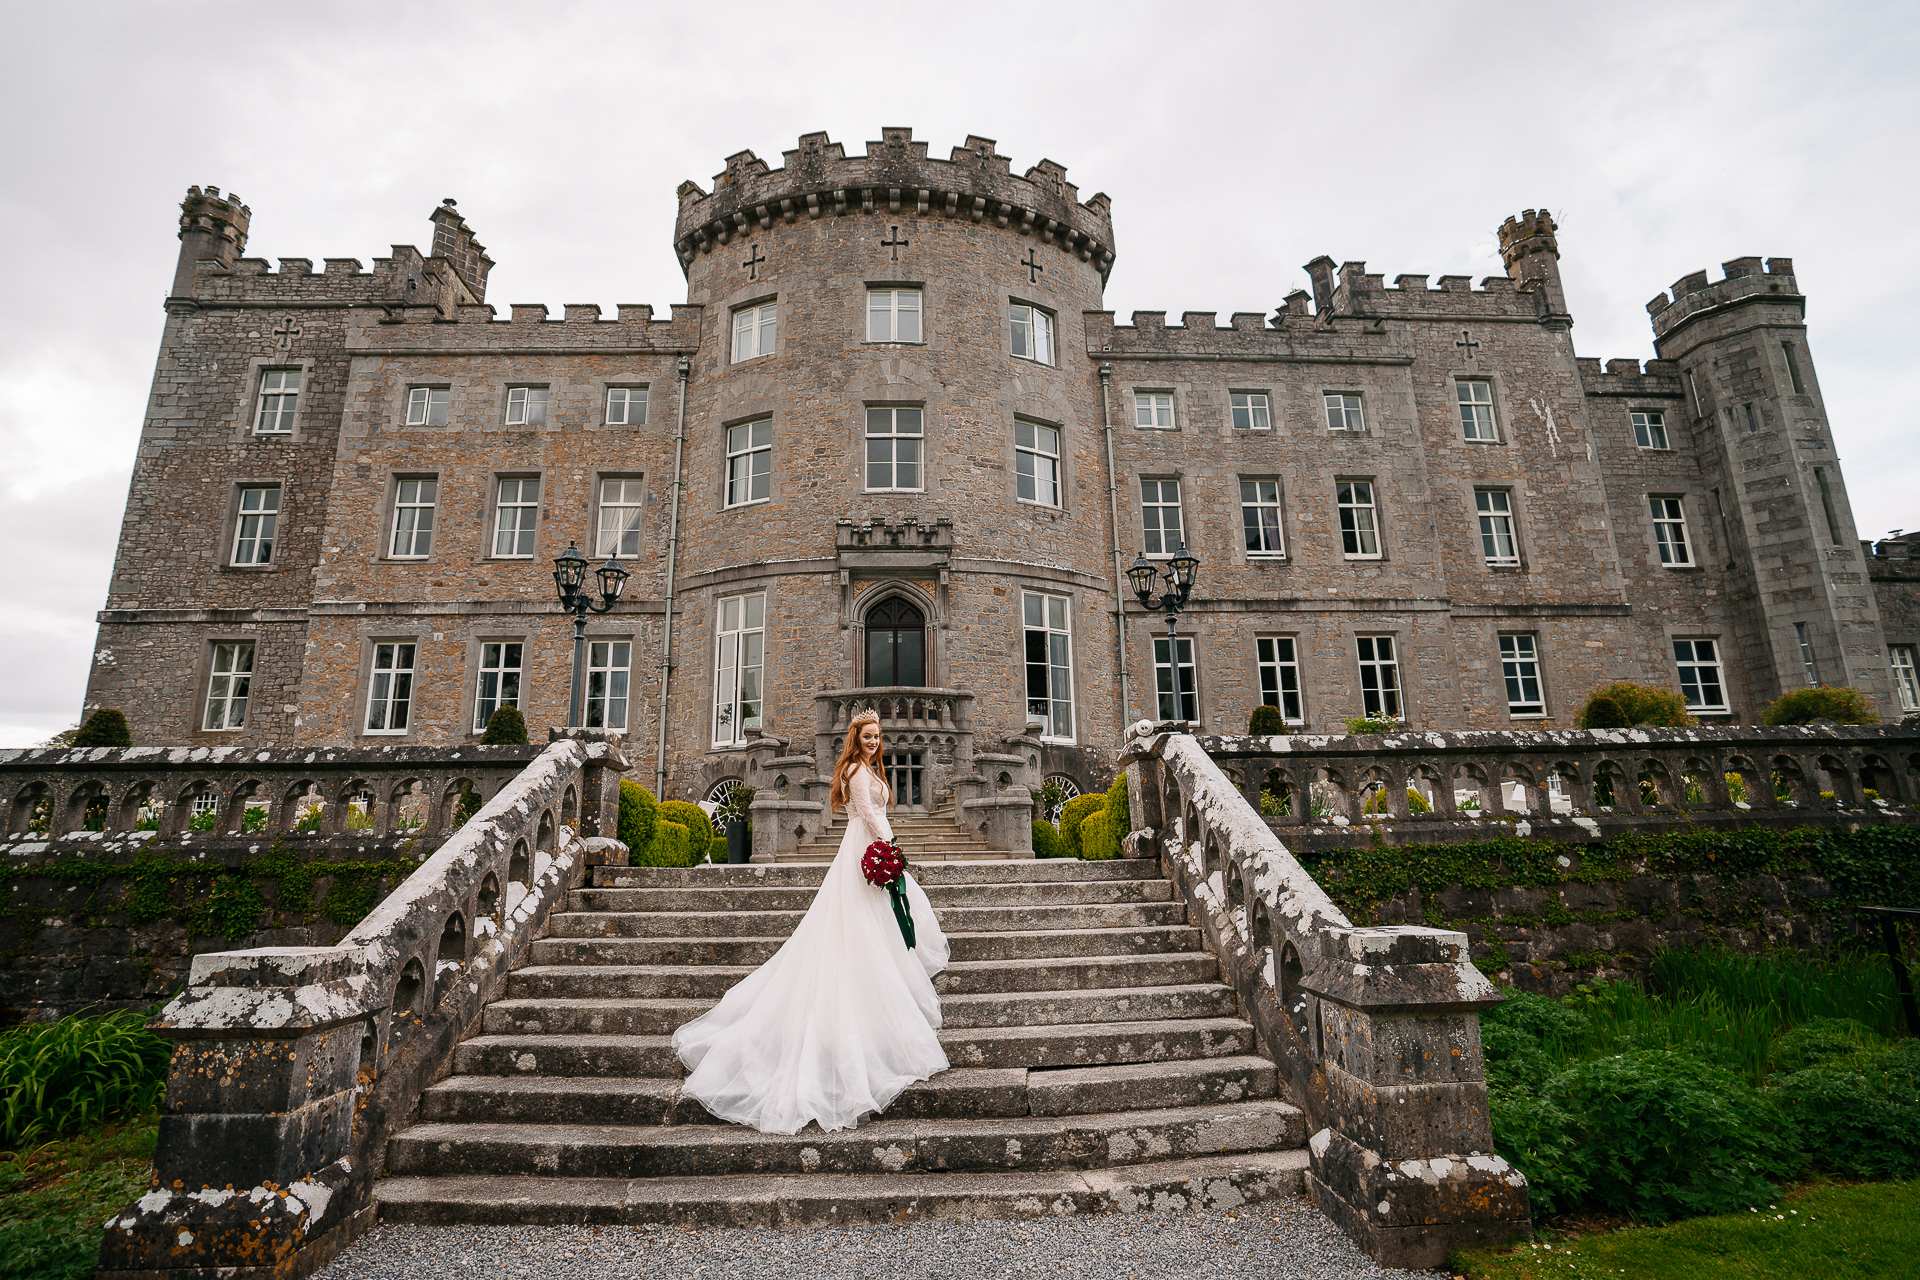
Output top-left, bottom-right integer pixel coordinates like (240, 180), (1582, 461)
(552, 541), (629, 728)
(1127, 544), (1201, 721)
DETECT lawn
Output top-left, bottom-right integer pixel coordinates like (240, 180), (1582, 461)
(0, 1118), (157, 1280)
(1453, 1178), (1920, 1279)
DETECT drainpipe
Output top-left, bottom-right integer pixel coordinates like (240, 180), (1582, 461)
(1098, 363), (1133, 735)
(655, 355), (690, 797)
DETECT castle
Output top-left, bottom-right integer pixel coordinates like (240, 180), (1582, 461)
(84, 127), (1920, 840)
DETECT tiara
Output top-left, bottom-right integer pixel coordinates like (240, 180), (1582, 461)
(849, 709), (880, 727)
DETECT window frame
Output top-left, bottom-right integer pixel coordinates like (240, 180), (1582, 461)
(605, 385), (649, 426)
(1631, 409), (1670, 450)
(585, 638), (633, 731)
(254, 368), (300, 435)
(1890, 644), (1920, 712)
(388, 476), (439, 560)
(1009, 302), (1055, 366)
(1255, 635), (1304, 725)
(1672, 637), (1727, 712)
(1336, 480), (1382, 559)
(731, 301), (778, 362)
(1230, 391), (1271, 432)
(1475, 488), (1520, 568)
(405, 385), (451, 428)
(1455, 378), (1498, 442)
(472, 639), (525, 734)
(230, 485), (282, 567)
(1650, 495), (1694, 567)
(1239, 478), (1286, 559)
(1140, 478), (1185, 558)
(1323, 391), (1365, 433)
(1153, 633), (1198, 723)
(1133, 390), (1175, 430)
(504, 385), (549, 427)
(364, 640), (418, 736)
(595, 475), (645, 558)
(490, 475), (542, 559)
(1355, 634), (1403, 720)
(1499, 633), (1545, 717)
(712, 592), (766, 747)
(723, 418), (773, 509)
(864, 406), (925, 493)
(1014, 418), (1062, 508)
(866, 287), (923, 344)
(202, 640), (255, 732)
(1022, 590), (1076, 743)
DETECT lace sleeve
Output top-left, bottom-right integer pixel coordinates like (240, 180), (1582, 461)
(847, 765), (894, 842)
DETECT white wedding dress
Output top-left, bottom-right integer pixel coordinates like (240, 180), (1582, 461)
(671, 763), (951, 1134)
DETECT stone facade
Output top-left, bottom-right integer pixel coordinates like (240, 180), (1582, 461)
(82, 132), (1918, 825)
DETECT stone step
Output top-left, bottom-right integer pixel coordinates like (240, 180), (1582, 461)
(528, 924), (1207, 967)
(453, 1018), (1255, 1078)
(568, 878), (1171, 913)
(506, 952), (1220, 1002)
(546, 901), (1187, 939)
(387, 1098), (1304, 1180)
(416, 1056), (1277, 1127)
(594, 858), (1159, 889)
(480, 985), (1239, 1036)
(373, 1149), (1310, 1227)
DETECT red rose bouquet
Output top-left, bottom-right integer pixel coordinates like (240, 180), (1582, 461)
(862, 838), (917, 949)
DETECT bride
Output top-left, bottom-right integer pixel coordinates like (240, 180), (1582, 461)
(671, 709), (951, 1134)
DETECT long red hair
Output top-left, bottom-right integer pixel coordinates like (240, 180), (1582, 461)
(828, 716), (889, 813)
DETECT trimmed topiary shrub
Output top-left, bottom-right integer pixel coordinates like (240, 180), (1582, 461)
(1078, 809), (1117, 860)
(618, 779), (658, 849)
(659, 800), (714, 852)
(1248, 704), (1285, 735)
(1761, 684), (1881, 726)
(480, 705), (529, 744)
(1059, 792), (1106, 858)
(1031, 820), (1066, 858)
(1103, 771), (1131, 839)
(638, 818), (692, 867)
(1581, 693), (1629, 729)
(1575, 681), (1691, 729)
(70, 708), (132, 748)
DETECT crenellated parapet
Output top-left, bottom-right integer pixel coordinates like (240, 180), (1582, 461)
(1574, 355), (1685, 399)
(672, 127), (1116, 278)
(178, 185), (251, 257)
(1646, 256), (1800, 343)
(351, 299), (703, 349)
(1085, 307), (1403, 360)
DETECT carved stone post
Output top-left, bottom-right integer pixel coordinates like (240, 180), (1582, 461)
(1301, 925), (1531, 1269)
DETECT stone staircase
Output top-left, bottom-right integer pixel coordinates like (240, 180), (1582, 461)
(789, 805), (1001, 861)
(376, 857), (1309, 1227)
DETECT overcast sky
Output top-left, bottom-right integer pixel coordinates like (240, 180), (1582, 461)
(1, 0), (1914, 745)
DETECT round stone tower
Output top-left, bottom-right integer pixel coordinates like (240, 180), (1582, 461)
(665, 128), (1121, 844)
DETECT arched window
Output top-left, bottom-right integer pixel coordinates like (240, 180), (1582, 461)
(864, 597), (925, 687)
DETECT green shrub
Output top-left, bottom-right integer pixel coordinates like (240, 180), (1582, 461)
(0, 1010), (171, 1149)
(1031, 820), (1066, 858)
(189, 808), (217, 832)
(1248, 704), (1285, 734)
(659, 799), (713, 851)
(1344, 715), (1397, 735)
(1103, 772), (1131, 838)
(618, 779), (659, 849)
(1761, 684), (1881, 726)
(1361, 787), (1431, 815)
(1078, 809), (1117, 860)
(638, 818), (692, 867)
(706, 832), (729, 861)
(1581, 693), (1629, 729)
(480, 704), (529, 744)
(1059, 792), (1106, 858)
(70, 708), (132, 748)
(1576, 680), (1691, 729)
(1487, 1088), (1589, 1217)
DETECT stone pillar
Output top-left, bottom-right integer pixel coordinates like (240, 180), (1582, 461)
(1301, 925), (1530, 1269)
(99, 948), (383, 1279)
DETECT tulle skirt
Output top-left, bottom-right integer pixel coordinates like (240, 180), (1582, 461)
(670, 812), (951, 1134)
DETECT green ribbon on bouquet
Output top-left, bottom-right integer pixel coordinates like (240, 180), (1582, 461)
(886, 878), (916, 950)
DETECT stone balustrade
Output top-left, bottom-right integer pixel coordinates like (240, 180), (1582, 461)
(93, 732), (631, 1280)
(1120, 724), (1529, 1267)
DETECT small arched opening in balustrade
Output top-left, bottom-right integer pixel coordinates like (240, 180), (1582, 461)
(65, 781), (111, 834)
(1260, 768), (1296, 819)
(389, 778), (428, 834)
(223, 780), (268, 834)
(1636, 759), (1679, 809)
(1311, 766), (1350, 822)
(536, 809), (555, 851)
(442, 778), (483, 834)
(1724, 755), (1765, 808)
(561, 784), (579, 832)
(8, 783), (50, 835)
(477, 871), (501, 925)
(508, 839), (530, 887)
(1816, 754), (1861, 807)
(435, 913), (466, 1002)
(116, 781), (156, 832)
(1545, 761), (1583, 814)
(1770, 755), (1812, 807)
(1500, 762), (1540, 816)
(1450, 764), (1491, 817)
(1860, 754), (1903, 805)
(1406, 763), (1447, 817)
(1590, 760), (1630, 811)
(391, 956), (427, 1038)
(175, 782), (220, 835)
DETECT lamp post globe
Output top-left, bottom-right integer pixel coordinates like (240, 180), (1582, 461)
(552, 542), (623, 729)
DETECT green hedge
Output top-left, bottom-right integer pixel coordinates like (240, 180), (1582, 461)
(1059, 793), (1106, 858)
(1031, 820), (1066, 858)
(618, 779), (658, 849)
(659, 800), (713, 851)
(638, 818), (692, 867)
(1078, 810), (1116, 860)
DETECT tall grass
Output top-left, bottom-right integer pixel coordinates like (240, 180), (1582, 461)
(0, 1011), (171, 1151)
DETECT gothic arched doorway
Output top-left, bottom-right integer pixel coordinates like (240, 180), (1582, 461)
(864, 597), (925, 687)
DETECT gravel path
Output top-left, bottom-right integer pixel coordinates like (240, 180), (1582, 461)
(319, 1195), (1441, 1280)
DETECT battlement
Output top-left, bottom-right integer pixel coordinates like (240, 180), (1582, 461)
(179, 186), (251, 256)
(354, 300), (703, 349)
(1646, 256), (1800, 341)
(1497, 209), (1558, 269)
(1575, 355), (1685, 398)
(1083, 308), (1396, 358)
(429, 199), (493, 302)
(672, 127), (1116, 278)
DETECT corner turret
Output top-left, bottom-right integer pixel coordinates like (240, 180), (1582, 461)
(1497, 209), (1569, 325)
(429, 198), (494, 303)
(172, 185), (250, 298)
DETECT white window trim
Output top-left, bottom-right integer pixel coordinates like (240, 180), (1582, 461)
(1476, 489), (1520, 567)
(1650, 495), (1695, 567)
(1240, 478), (1286, 559)
(1010, 303), (1055, 366)
(605, 386), (649, 426)
(585, 638), (633, 731)
(1153, 633), (1198, 724)
(1456, 378), (1498, 442)
(1890, 644), (1920, 712)
(504, 385), (549, 427)
(712, 593), (766, 747)
(1256, 635), (1304, 724)
(1499, 633), (1545, 717)
(388, 477), (438, 560)
(490, 476), (541, 559)
(724, 419), (773, 509)
(1631, 409), (1670, 450)
(1323, 391), (1365, 433)
(364, 641), (417, 736)
(1133, 390), (1176, 430)
(1337, 481), (1382, 560)
(1022, 590), (1077, 744)
(230, 485), (281, 567)
(1141, 478), (1185, 558)
(1230, 392), (1272, 432)
(472, 640), (525, 734)
(203, 641), (255, 732)
(1014, 419), (1062, 508)
(1672, 637), (1728, 712)
(867, 288), (923, 343)
(254, 368), (300, 435)
(1355, 634), (1403, 720)
(864, 406), (926, 493)
(596, 476), (645, 558)
(405, 385), (451, 427)
(732, 301), (778, 362)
